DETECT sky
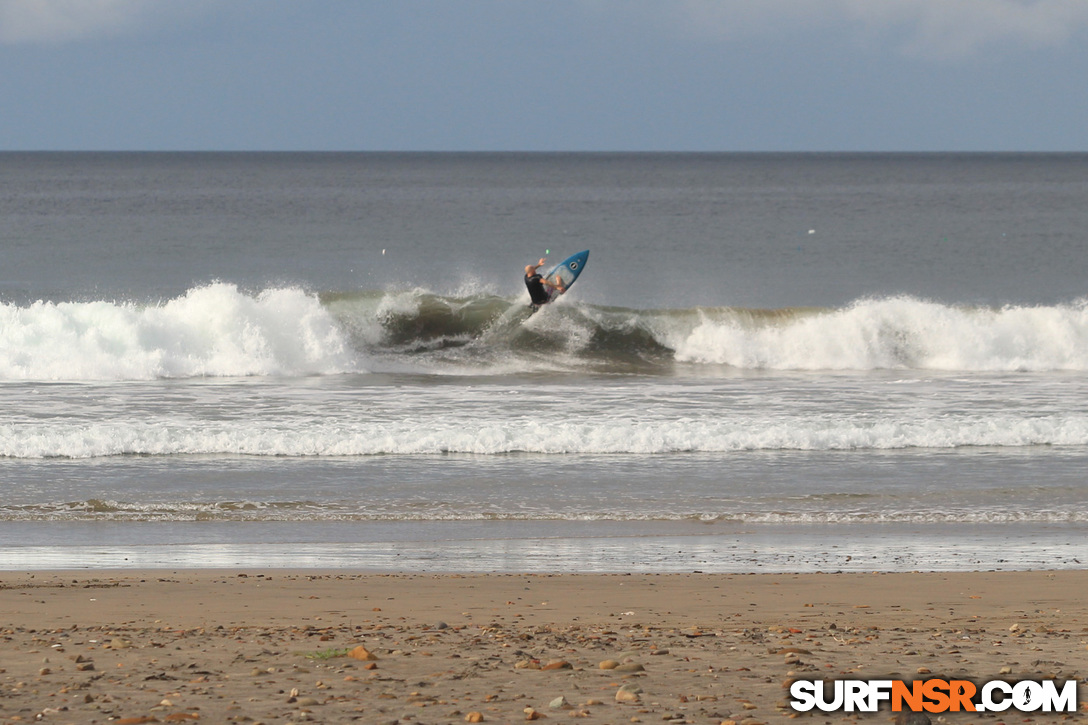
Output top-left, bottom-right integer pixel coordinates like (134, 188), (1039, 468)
(1, 0), (1087, 152)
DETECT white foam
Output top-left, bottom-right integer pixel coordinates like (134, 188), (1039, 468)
(0, 284), (358, 380)
(7, 503), (1087, 524)
(669, 297), (1088, 371)
(4, 412), (1087, 458)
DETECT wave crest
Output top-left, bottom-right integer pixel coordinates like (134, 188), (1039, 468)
(335, 291), (1088, 374)
(670, 297), (1088, 371)
(0, 283), (356, 380)
(5, 287), (1088, 380)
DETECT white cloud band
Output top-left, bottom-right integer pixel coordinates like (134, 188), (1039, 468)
(0, 0), (213, 44)
(676, 0), (1088, 58)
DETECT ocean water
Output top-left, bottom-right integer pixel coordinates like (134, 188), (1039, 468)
(2, 152), (1088, 572)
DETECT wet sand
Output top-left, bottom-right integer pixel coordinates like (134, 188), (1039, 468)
(3, 570), (1088, 724)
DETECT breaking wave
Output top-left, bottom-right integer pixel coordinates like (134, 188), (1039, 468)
(0, 283), (354, 380)
(2, 411), (1088, 458)
(4, 284), (1088, 380)
(324, 290), (1088, 374)
(5, 499), (1088, 524)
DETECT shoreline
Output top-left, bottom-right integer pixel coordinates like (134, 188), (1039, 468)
(5, 520), (1088, 574)
(4, 570), (1088, 724)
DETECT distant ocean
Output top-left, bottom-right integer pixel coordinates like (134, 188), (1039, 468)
(2, 152), (1088, 572)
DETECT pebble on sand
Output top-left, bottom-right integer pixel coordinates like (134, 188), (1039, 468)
(541, 660), (572, 670)
(348, 644), (379, 661)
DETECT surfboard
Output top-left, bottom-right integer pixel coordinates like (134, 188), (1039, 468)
(542, 250), (589, 303)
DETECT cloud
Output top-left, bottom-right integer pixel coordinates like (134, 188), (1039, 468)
(845, 0), (1088, 58)
(0, 0), (212, 44)
(674, 0), (1088, 59)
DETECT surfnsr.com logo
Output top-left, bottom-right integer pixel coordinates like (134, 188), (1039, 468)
(789, 678), (1079, 713)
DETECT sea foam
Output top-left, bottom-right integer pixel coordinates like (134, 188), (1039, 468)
(3, 411), (1087, 459)
(0, 283), (356, 380)
(669, 297), (1088, 371)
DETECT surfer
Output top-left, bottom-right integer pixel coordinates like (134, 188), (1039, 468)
(524, 258), (565, 307)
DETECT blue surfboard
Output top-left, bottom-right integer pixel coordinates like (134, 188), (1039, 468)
(542, 250), (589, 303)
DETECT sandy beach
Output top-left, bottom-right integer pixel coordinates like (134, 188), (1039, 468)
(3, 570), (1088, 724)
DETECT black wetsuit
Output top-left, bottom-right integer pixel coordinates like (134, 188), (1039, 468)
(525, 273), (551, 306)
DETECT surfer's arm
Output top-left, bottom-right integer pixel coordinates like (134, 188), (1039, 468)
(525, 258), (548, 277)
(543, 277), (566, 293)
